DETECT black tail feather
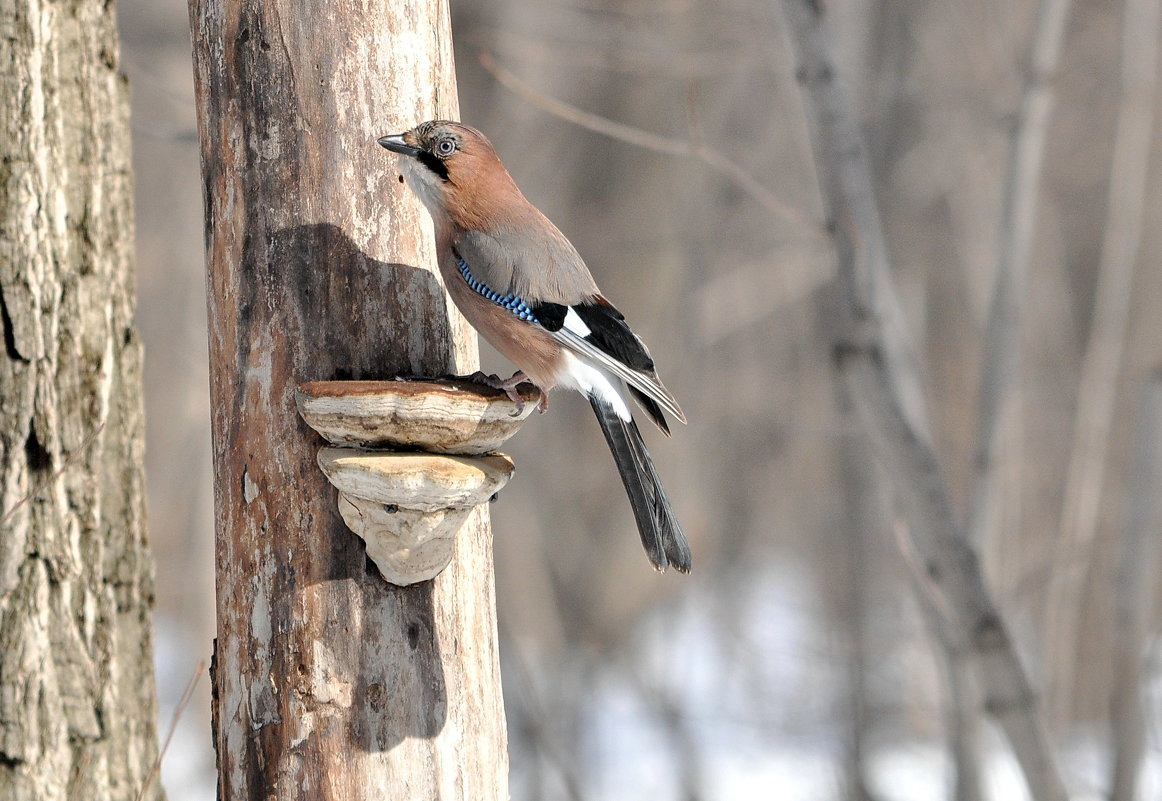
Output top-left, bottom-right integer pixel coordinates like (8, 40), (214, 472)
(589, 394), (692, 573)
(628, 386), (671, 436)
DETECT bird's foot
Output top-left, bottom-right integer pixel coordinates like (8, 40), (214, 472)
(468, 370), (534, 414)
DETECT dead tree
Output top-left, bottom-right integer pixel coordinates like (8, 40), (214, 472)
(0, 0), (165, 799)
(187, 0), (509, 798)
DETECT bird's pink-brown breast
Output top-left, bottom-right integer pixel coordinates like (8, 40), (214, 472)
(435, 243), (567, 390)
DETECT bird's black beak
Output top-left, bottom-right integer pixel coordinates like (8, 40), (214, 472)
(378, 133), (421, 157)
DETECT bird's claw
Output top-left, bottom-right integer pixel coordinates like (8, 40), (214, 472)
(468, 370), (532, 415)
(503, 386), (526, 415)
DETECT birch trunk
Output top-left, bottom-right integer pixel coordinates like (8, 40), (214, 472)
(0, 0), (164, 799)
(186, 0), (509, 798)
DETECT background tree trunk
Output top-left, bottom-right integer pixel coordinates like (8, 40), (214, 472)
(0, 1), (165, 800)
(783, 1), (1067, 798)
(186, 0), (509, 798)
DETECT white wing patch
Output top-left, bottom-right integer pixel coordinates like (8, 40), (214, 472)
(550, 328), (686, 424)
(563, 308), (592, 338)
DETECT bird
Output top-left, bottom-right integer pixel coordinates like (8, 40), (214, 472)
(378, 121), (691, 573)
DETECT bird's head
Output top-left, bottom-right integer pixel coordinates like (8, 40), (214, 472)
(378, 120), (516, 227)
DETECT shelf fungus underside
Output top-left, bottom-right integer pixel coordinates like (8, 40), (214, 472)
(298, 379), (535, 585)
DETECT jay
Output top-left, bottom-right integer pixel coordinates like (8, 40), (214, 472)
(379, 121), (691, 573)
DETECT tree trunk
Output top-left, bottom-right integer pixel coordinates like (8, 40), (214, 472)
(0, 1), (164, 800)
(186, 1), (509, 798)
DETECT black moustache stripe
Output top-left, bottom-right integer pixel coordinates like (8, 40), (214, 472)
(416, 151), (449, 181)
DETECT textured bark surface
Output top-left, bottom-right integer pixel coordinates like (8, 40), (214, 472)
(0, 1), (164, 800)
(187, 0), (509, 798)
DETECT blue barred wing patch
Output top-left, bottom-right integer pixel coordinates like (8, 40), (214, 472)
(456, 256), (539, 323)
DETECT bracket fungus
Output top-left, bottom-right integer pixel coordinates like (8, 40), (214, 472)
(297, 378), (539, 585)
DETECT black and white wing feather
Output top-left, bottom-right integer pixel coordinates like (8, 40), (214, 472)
(449, 251), (684, 430)
(531, 298), (686, 429)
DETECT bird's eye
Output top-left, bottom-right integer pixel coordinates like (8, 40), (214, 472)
(435, 138), (456, 157)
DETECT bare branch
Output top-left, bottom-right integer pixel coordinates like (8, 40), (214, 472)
(781, 2), (1068, 799)
(1045, 0), (1161, 725)
(478, 50), (816, 230)
(136, 661), (205, 801)
(969, 0), (1074, 544)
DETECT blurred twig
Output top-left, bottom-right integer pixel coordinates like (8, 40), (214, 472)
(1045, 0), (1160, 727)
(835, 404), (888, 801)
(969, 0), (1074, 543)
(464, 27), (744, 79)
(136, 660), (205, 801)
(965, 2), (1073, 791)
(891, 511), (984, 801)
(781, 2), (1068, 799)
(66, 750), (94, 801)
(1, 422), (106, 526)
(478, 50), (816, 230)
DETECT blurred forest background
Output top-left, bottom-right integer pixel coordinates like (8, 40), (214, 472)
(118, 0), (1161, 799)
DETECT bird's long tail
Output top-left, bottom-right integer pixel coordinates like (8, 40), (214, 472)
(588, 394), (692, 573)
